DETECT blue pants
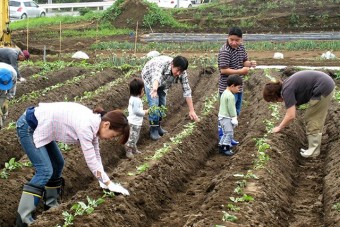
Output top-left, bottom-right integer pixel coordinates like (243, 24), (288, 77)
(16, 114), (64, 187)
(145, 86), (167, 122)
(234, 92), (243, 116)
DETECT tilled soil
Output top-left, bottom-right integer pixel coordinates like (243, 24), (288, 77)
(0, 67), (339, 226)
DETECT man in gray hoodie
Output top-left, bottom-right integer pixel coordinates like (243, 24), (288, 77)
(0, 47), (29, 82)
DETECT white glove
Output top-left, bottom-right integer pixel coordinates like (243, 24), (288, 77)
(231, 117), (238, 126)
(99, 181), (108, 189)
(105, 182), (130, 196)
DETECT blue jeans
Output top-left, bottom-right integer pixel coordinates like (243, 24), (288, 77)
(145, 86), (167, 122)
(16, 114), (64, 187)
(234, 92), (243, 116)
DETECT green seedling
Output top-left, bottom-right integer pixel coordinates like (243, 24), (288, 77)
(0, 158), (31, 179)
(102, 190), (116, 198)
(222, 211), (237, 222)
(227, 203), (240, 212)
(148, 105), (167, 121)
(332, 202), (340, 212)
(5, 121), (16, 130)
(57, 142), (72, 152)
(136, 163), (149, 174)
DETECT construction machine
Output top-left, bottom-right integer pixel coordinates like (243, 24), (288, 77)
(0, 0), (13, 47)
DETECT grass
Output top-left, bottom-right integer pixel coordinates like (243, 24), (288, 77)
(92, 40), (340, 52)
(10, 11), (103, 30)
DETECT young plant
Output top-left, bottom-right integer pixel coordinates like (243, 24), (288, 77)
(57, 142), (72, 152)
(332, 202), (340, 212)
(227, 203), (240, 212)
(0, 158), (31, 179)
(221, 211), (237, 222)
(149, 105), (167, 120)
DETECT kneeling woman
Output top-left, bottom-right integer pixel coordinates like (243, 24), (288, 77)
(16, 102), (130, 226)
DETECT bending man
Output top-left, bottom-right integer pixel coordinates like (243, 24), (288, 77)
(141, 55), (199, 140)
(263, 70), (335, 158)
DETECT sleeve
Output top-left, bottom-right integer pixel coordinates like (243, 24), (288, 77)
(78, 129), (110, 182)
(180, 71), (192, 98)
(9, 52), (20, 77)
(226, 95), (237, 117)
(242, 46), (249, 62)
(218, 48), (231, 69)
(282, 87), (297, 109)
(7, 70), (17, 99)
(132, 98), (145, 117)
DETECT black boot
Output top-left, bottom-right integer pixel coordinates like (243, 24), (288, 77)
(150, 121), (161, 141)
(44, 177), (64, 210)
(158, 120), (168, 137)
(16, 183), (44, 226)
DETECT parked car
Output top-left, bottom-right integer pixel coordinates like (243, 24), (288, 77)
(9, 0), (46, 19)
(158, 0), (193, 8)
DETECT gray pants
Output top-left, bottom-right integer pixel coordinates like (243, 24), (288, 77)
(219, 117), (233, 146)
(125, 124), (142, 149)
(0, 97), (9, 128)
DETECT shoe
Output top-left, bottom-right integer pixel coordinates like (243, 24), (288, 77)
(231, 139), (239, 146)
(133, 149), (142, 154)
(18, 77), (27, 82)
(219, 145), (235, 156)
(126, 150), (134, 159)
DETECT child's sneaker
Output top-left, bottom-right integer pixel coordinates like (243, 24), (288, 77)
(219, 145), (235, 156)
(125, 147), (134, 159)
(133, 149), (142, 154)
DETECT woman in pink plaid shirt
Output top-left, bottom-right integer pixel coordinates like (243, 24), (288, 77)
(15, 102), (130, 226)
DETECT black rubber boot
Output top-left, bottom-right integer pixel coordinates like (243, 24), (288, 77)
(150, 121), (161, 141)
(158, 120), (168, 137)
(16, 183), (44, 227)
(44, 177), (64, 210)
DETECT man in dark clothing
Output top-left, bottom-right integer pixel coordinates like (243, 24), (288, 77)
(0, 48), (29, 82)
(263, 70), (335, 158)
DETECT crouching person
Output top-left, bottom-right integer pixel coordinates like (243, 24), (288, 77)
(15, 102), (130, 226)
(0, 64), (17, 129)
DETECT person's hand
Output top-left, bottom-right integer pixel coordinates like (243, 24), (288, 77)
(99, 181), (108, 189)
(99, 181), (130, 195)
(108, 182), (130, 195)
(151, 88), (158, 98)
(189, 111), (200, 122)
(240, 67), (250, 75)
(250, 60), (257, 68)
(272, 126), (282, 133)
(231, 117), (238, 126)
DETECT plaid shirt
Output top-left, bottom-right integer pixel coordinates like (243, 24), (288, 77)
(33, 102), (109, 182)
(141, 56), (192, 97)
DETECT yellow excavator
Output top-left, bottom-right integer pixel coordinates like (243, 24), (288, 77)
(0, 0), (13, 47)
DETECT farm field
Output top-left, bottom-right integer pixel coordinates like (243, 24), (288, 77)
(1, 0), (340, 226)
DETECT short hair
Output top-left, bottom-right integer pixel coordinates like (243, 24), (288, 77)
(172, 56), (188, 71)
(93, 108), (130, 144)
(226, 75), (243, 87)
(263, 81), (283, 102)
(129, 77), (144, 96)
(228, 26), (243, 38)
